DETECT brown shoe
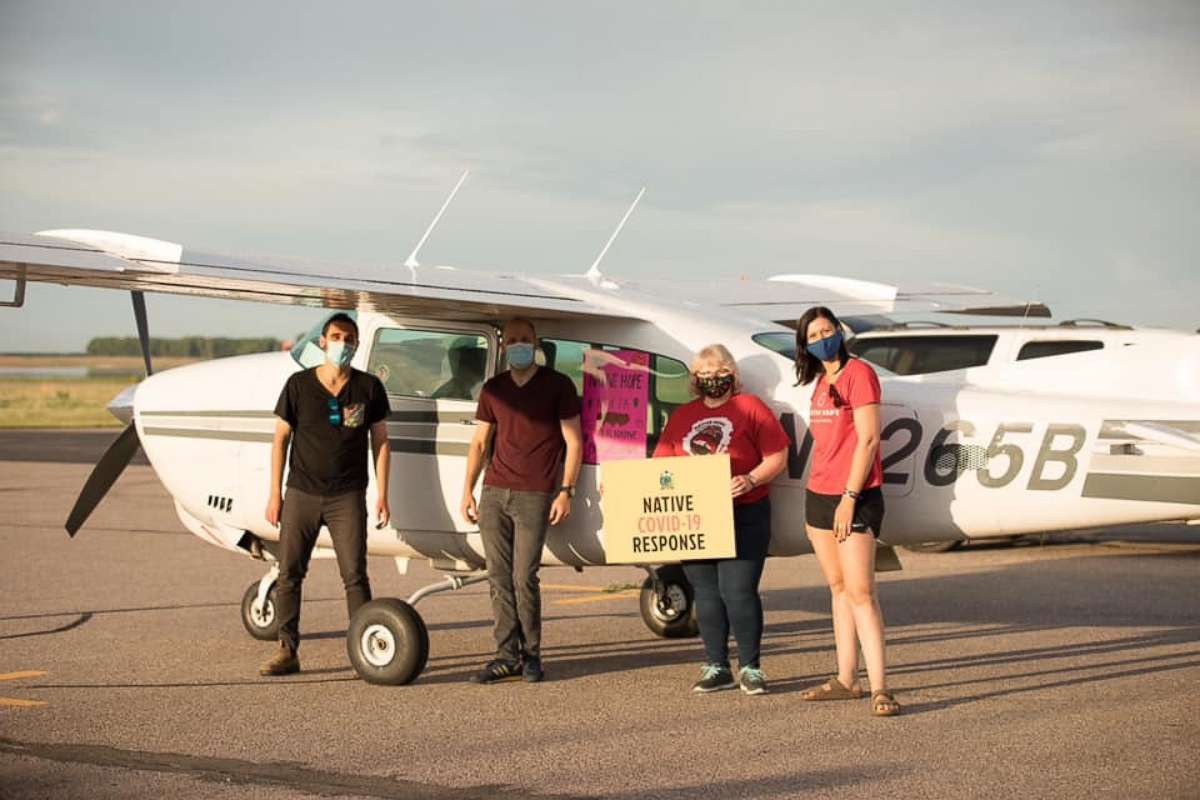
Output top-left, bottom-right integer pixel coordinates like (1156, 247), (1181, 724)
(259, 644), (299, 677)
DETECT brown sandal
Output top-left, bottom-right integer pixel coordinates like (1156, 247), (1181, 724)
(799, 677), (863, 701)
(872, 690), (901, 716)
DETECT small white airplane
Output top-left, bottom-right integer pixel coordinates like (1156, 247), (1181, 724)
(3, 184), (1198, 686)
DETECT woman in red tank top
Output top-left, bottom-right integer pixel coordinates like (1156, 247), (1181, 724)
(794, 306), (899, 716)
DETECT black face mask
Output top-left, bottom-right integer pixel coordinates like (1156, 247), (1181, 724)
(697, 374), (735, 398)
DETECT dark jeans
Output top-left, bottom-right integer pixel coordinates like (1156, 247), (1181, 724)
(276, 488), (372, 652)
(682, 497), (772, 670)
(478, 486), (554, 662)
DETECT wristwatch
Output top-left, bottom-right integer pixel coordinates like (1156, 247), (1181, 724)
(558, 485), (576, 498)
(843, 488), (861, 500)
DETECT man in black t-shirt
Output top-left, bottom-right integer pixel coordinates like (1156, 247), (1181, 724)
(260, 312), (392, 677)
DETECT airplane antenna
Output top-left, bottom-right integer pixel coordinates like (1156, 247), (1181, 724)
(1021, 283), (1041, 324)
(404, 169), (469, 269)
(586, 186), (645, 283)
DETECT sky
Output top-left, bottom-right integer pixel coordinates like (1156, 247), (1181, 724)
(1, 1), (1198, 351)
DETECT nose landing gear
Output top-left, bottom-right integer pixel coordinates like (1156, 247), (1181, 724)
(240, 566), (281, 641)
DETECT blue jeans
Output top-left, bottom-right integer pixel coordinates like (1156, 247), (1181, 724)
(682, 497), (771, 670)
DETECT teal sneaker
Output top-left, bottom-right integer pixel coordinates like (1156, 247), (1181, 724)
(691, 664), (736, 693)
(739, 666), (768, 695)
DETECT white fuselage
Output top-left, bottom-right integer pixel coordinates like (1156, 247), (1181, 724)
(129, 298), (1200, 569)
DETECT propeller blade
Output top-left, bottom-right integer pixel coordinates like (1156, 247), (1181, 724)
(65, 422), (140, 537)
(131, 290), (152, 376)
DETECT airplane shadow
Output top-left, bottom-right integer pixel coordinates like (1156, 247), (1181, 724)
(599, 765), (905, 799)
(32, 665), (360, 691)
(0, 596), (347, 641)
(419, 551), (1200, 706)
(0, 613), (94, 641)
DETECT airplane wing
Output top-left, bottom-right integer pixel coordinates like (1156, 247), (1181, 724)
(603, 273), (1050, 321)
(0, 229), (1050, 323)
(0, 230), (617, 322)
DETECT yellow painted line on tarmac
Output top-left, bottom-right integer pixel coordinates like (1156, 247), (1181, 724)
(542, 583), (624, 593)
(0, 670), (49, 709)
(0, 697), (47, 708)
(552, 590), (639, 606)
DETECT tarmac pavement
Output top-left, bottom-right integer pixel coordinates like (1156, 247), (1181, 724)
(1, 431), (1198, 799)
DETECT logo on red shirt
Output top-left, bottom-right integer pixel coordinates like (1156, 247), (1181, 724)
(683, 417), (734, 455)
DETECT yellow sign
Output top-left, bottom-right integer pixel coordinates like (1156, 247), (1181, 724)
(601, 454), (736, 564)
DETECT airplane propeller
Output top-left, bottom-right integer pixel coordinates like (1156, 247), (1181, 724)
(65, 291), (152, 537)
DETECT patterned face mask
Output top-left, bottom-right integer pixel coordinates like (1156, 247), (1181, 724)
(696, 373), (735, 398)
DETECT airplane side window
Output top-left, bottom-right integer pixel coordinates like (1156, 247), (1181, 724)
(849, 335), (997, 375)
(368, 328), (489, 400)
(540, 337), (689, 462)
(1017, 340), (1103, 361)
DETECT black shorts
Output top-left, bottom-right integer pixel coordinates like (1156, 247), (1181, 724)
(805, 487), (885, 538)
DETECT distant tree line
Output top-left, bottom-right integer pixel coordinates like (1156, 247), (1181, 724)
(86, 337), (281, 358)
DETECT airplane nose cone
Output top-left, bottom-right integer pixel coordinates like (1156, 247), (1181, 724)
(107, 384), (137, 425)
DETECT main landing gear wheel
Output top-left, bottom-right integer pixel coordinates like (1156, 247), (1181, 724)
(240, 580), (280, 641)
(640, 566), (699, 639)
(346, 598), (429, 685)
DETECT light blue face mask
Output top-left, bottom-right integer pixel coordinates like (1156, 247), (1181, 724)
(806, 330), (844, 362)
(325, 340), (357, 368)
(506, 342), (536, 370)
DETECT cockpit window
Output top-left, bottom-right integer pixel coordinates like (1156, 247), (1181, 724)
(369, 328), (490, 400)
(849, 334), (997, 375)
(290, 311), (359, 368)
(752, 332), (797, 361)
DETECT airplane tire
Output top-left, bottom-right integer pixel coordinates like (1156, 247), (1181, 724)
(902, 540), (962, 553)
(640, 567), (699, 639)
(240, 580), (281, 641)
(346, 598), (429, 685)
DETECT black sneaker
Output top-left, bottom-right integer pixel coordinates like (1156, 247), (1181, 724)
(470, 660), (523, 684)
(691, 664), (736, 693)
(739, 666), (768, 695)
(522, 657), (544, 683)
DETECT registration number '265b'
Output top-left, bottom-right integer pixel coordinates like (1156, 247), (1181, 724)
(779, 413), (1089, 492)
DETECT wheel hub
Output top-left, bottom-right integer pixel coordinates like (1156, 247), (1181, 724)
(651, 583), (688, 622)
(250, 597), (275, 627)
(360, 623), (397, 667)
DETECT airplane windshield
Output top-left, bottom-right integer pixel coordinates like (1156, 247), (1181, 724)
(752, 332), (796, 360)
(290, 311), (358, 368)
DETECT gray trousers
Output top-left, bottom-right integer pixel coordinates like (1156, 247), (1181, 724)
(478, 486), (554, 662)
(276, 488), (372, 652)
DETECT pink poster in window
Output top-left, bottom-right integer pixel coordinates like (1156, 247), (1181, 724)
(581, 349), (650, 464)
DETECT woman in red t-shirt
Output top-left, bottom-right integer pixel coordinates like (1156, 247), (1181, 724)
(653, 344), (790, 695)
(794, 306), (899, 716)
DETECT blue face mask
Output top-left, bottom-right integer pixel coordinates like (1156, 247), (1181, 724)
(325, 340), (357, 368)
(806, 330), (844, 362)
(507, 342), (536, 370)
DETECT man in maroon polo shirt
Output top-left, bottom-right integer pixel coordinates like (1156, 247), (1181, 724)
(461, 318), (583, 683)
